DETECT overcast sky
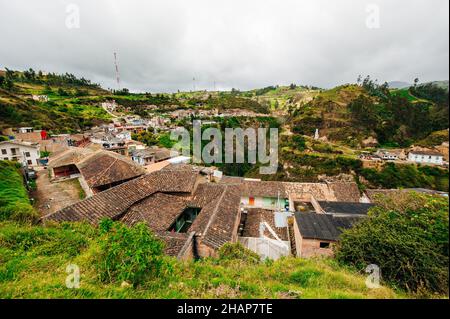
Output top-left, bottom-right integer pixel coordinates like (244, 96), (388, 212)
(0, 0), (448, 92)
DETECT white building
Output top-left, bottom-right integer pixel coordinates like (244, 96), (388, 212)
(375, 149), (400, 160)
(0, 140), (41, 166)
(32, 95), (48, 102)
(17, 127), (34, 134)
(408, 150), (443, 165)
(115, 130), (131, 141)
(101, 100), (118, 112)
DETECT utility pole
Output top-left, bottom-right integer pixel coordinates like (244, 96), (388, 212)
(192, 77), (196, 92)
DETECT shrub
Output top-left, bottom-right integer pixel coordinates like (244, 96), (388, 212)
(218, 243), (260, 264)
(335, 192), (449, 294)
(95, 219), (166, 285)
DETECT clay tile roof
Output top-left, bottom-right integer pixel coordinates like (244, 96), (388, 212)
(120, 193), (188, 231)
(240, 181), (287, 197)
(43, 170), (199, 225)
(235, 180), (360, 202)
(77, 151), (146, 188)
(242, 208), (288, 241)
(157, 232), (190, 256)
(327, 182), (361, 202)
(294, 212), (360, 241)
(194, 184), (242, 249)
(409, 150), (443, 156)
(48, 147), (94, 168)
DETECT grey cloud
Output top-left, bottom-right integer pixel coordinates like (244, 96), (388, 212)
(0, 0), (448, 92)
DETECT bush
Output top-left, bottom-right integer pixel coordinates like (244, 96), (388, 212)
(335, 192), (449, 294)
(218, 243), (260, 264)
(359, 162), (448, 191)
(95, 219), (166, 285)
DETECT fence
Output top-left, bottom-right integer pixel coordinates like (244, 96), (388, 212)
(238, 237), (290, 260)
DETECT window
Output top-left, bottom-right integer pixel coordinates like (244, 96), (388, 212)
(319, 242), (330, 249)
(1, 149), (6, 155)
(27, 160), (32, 165)
(25, 152), (30, 157)
(169, 207), (201, 233)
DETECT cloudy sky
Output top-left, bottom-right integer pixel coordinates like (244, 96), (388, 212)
(0, 0), (448, 92)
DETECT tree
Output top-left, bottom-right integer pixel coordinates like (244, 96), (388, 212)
(43, 84), (53, 94)
(356, 75), (362, 85)
(335, 192), (449, 294)
(1, 78), (14, 91)
(292, 135), (306, 151)
(57, 87), (69, 96)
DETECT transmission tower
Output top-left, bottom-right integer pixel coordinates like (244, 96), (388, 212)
(114, 52), (120, 89)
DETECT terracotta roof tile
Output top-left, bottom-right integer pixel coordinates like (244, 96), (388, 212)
(43, 170), (198, 224)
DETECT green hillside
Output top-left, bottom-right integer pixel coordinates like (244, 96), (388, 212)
(0, 69), (111, 133)
(286, 78), (449, 148)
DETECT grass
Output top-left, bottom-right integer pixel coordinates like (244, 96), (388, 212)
(390, 88), (432, 104)
(0, 220), (407, 299)
(0, 161), (34, 218)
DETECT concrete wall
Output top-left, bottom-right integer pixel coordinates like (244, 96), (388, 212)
(241, 196), (288, 210)
(196, 241), (218, 258)
(299, 238), (335, 258)
(0, 143), (40, 166)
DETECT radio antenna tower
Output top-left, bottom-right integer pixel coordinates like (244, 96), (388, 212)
(114, 52), (120, 89)
(192, 77), (196, 92)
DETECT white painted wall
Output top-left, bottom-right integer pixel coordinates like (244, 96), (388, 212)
(408, 153), (443, 165)
(0, 142), (40, 166)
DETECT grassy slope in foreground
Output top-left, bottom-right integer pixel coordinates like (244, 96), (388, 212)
(0, 164), (402, 299)
(0, 220), (404, 299)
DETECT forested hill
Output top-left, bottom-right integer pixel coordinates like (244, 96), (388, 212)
(286, 77), (449, 148)
(1, 68), (448, 148)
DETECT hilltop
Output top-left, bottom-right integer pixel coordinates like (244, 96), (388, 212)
(2, 68), (448, 144)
